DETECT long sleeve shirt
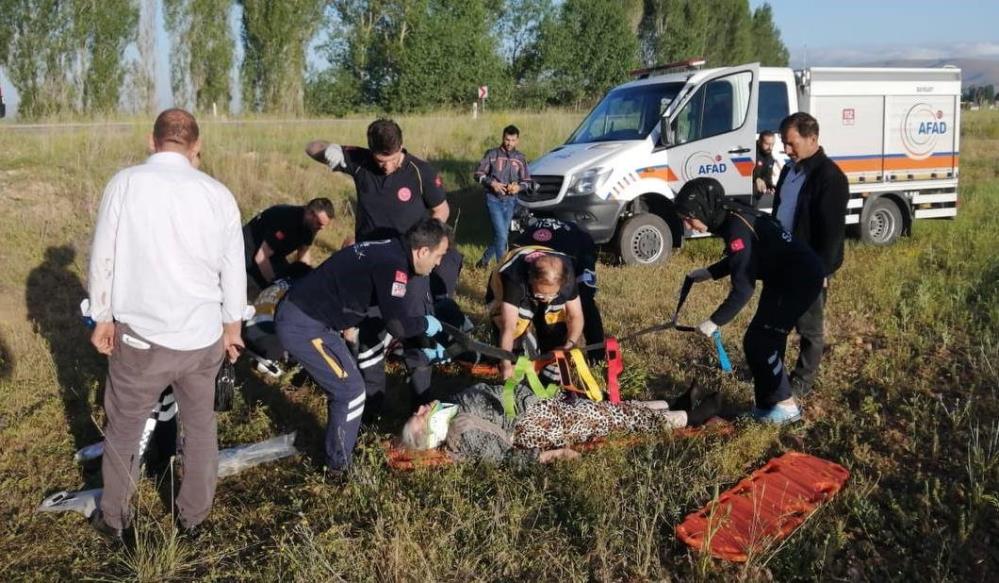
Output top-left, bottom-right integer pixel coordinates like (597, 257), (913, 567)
(88, 152), (247, 350)
(473, 147), (532, 194)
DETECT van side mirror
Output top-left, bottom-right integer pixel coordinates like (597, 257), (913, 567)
(659, 117), (675, 147)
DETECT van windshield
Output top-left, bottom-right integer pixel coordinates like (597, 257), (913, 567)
(566, 82), (684, 144)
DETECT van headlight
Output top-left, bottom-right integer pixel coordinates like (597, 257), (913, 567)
(568, 167), (612, 196)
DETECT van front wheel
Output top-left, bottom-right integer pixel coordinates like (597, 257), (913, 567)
(617, 213), (672, 266)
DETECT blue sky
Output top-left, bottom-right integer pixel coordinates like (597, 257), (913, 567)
(2, 1), (997, 117)
(751, 0), (999, 66)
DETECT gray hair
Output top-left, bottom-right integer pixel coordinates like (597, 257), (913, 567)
(400, 415), (429, 450)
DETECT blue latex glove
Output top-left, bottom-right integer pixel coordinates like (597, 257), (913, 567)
(424, 315), (443, 337)
(422, 343), (448, 364)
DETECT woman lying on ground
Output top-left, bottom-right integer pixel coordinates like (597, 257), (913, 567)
(399, 381), (721, 463)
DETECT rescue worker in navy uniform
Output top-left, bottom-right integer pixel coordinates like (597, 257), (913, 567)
(243, 197), (334, 289)
(513, 214), (604, 360)
(305, 119), (463, 413)
(486, 248), (584, 380)
(674, 177), (824, 425)
(274, 218), (452, 474)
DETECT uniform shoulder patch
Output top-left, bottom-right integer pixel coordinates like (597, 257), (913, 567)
(391, 282), (407, 297)
(275, 230), (285, 241)
(394, 270), (408, 283)
(434, 174), (443, 188)
(729, 238), (745, 252)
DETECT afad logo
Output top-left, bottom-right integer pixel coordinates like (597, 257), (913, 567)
(682, 151), (727, 181)
(901, 103), (947, 160)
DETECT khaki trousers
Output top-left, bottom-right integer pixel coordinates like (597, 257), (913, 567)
(99, 323), (223, 529)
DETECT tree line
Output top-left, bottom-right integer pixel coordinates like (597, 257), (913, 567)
(0, 0), (788, 119)
(963, 84), (995, 106)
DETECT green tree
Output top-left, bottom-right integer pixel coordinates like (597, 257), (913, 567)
(640, 0), (783, 68)
(749, 2), (788, 66)
(0, 0), (77, 118)
(240, 0), (328, 114)
(387, 0), (509, 111)
(530, 0), (640, 107)
(165, 0), (235, 114)
(495, 0), (555, 82)
(74, 0), (139, 113)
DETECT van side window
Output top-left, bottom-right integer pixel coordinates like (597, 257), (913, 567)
(673, 71), (753, 144)
(758, 81), (789, 133)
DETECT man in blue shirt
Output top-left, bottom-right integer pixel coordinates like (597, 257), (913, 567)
(772, 113), (849, 397)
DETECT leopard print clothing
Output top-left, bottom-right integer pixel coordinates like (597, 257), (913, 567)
(512, 394), (671, 450)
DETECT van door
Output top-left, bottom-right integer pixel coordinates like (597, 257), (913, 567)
(663, 64), (760, 201)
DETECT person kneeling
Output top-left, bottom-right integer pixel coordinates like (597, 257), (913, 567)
(399, 383), (720, 463)
(486, 248), (584, 380)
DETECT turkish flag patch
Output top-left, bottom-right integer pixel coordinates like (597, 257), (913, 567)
(729, 238), (746, 252)
(275, 230), (285, 240)
(394, 270), (408, 283)
(434, 175), (443, 188)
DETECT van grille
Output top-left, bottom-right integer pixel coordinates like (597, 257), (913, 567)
(520, 175), (564, 203)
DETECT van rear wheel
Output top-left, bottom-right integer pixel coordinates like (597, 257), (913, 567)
(861, 197), (903, 246)
(617, 213), (672, 266)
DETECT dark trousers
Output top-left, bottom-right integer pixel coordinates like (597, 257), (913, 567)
(480, 194), (519, 265)
(790, 289), (826, 391)
(276, 300), (365, 470)
(100, 324), (223, 530)
(579, 284), (605, 360)
(743, 277), (823, 408)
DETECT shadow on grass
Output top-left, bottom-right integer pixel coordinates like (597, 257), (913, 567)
(0, 331), (12, 380)
(25, 245), (104, 452)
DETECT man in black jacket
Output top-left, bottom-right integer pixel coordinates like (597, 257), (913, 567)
(772, 112), (849, 396)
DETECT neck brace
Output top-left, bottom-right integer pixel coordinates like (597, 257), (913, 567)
(426, 402), (459, 449)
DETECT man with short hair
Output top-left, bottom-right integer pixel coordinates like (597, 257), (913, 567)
(243, 197), (334, 288)
(305, 119), (449, 245)
(753, 130), (779, 206)
(486, 248), (584, 380)
(275, 218), (452, 474)
(773, 112), (849, 396)
(87, 108), (246, 539)
(475, 125), (532, 268)
(304, 120), (462, 413)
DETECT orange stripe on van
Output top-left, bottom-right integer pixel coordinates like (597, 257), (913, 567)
(638, 166), (679, 182)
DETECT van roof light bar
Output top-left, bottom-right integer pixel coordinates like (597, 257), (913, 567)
(630, 57), (706, 79)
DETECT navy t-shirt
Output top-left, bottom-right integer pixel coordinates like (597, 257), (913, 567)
(246, 205), (314, 258)
(340, 147), (447, 242)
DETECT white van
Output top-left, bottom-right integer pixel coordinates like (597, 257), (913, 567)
(519, 62), (961, 265)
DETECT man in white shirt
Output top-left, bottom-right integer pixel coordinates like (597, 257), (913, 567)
(87, 109), (246, 539)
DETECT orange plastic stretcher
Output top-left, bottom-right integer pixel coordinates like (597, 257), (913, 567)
(675, 451), (850, 562)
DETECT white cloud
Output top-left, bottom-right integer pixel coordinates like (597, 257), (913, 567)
(791, 42), (999, 66)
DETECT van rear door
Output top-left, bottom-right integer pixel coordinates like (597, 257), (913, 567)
(662, 63), (760, 202)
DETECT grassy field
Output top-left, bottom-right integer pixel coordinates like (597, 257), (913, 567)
(0, 110), (997, 581)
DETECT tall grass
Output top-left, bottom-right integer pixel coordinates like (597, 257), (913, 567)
(0, 110), (996, 580)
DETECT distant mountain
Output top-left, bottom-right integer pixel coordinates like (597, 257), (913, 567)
(856, 57), (999, 88)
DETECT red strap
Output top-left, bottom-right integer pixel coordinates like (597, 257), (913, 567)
(604, 336), (622, 404)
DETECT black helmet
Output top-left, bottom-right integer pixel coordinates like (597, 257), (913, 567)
(674, 177), (728, 232)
